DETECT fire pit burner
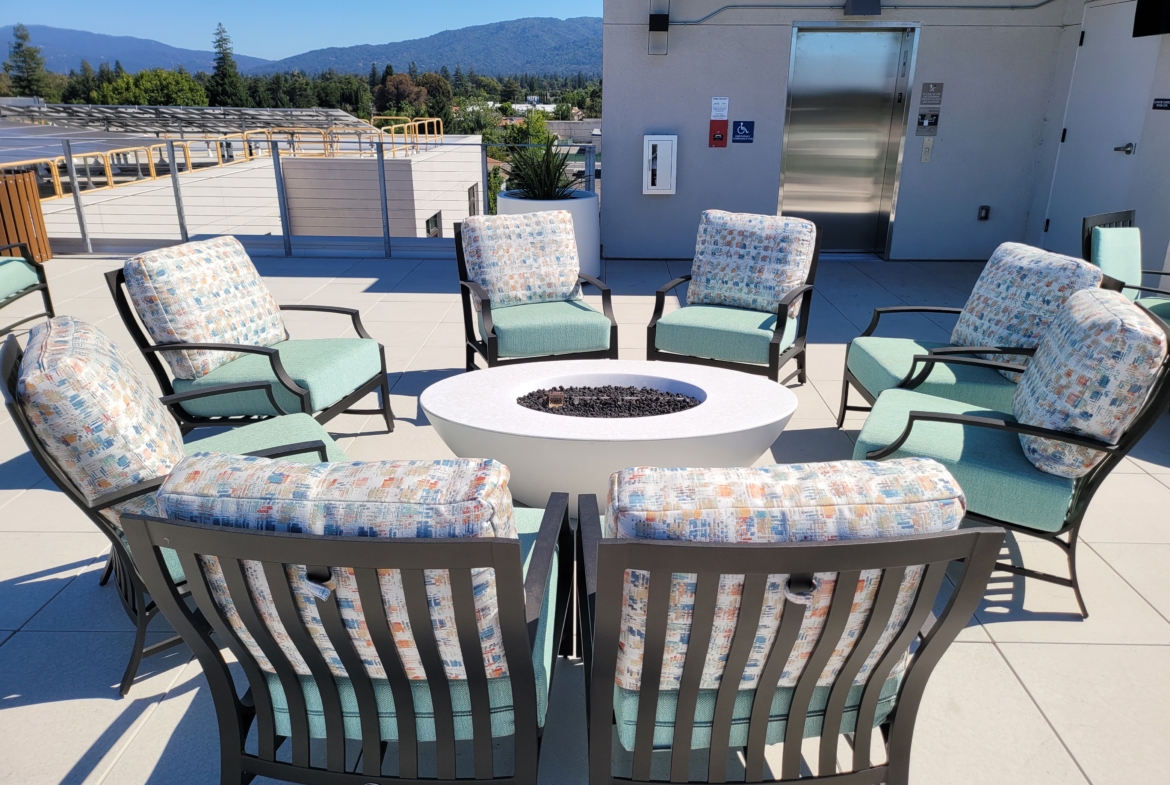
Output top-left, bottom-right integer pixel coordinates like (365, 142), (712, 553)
(517, 385), (701, 418)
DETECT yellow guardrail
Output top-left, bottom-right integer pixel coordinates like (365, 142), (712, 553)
(21, 122), (452, 201)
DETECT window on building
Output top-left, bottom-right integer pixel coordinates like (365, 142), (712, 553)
(468, 184), (479, 217)
(425, 212), (442, 238)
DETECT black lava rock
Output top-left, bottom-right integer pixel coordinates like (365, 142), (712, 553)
(516, 385), (700, 418)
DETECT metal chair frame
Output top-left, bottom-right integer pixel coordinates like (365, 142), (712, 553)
(862, 303), (1170, 617)
(1081, 210), (1170, 299)
(105, 268), (394, 434)
(454, 226), (619, 371)
(121, 493), (576, 785)
(1, 333), (330, 695)
(0, 242), (54, 336)
(575, 495), (1003, 785)
(646, 231), (822, 385)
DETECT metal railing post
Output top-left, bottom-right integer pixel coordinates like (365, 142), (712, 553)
(269, 139), (293, 257)
(481, 143), (491, 215)
(166, 141), (189, 243)
(376, 141), (392, 258)
(61, 139), (92, 253)
(584, 144), (596, 193)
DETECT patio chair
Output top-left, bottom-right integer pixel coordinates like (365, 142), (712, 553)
(575, 459), (1003, 785)
(646, 211), (821, 384)
(455, 211), (618, 370)
(0, 242), (54, 336)
(836, 242), (1110, 426)
(105, 235), (394, 432)
(2, 316), (349, 695)
(1082, 211), (1170, 321)
(856, 288), (1170, 617)
(121, 451), (573, 785)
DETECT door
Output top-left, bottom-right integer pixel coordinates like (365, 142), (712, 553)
(1043, 0), (1159, 258)
(779, 27), (916, 253)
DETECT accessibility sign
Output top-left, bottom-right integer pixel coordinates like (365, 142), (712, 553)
(731, 120), (755, 143)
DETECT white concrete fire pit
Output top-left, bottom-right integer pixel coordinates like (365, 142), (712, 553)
(420, 360), (798, 509)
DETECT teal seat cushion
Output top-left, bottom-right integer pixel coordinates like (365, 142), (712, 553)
(1092, 227), (1142, 301)
(266, 507), (559, 740)
(614, 676), (901, 752)
(854, 389), (1074, 532)
(1137, 297), (1170, 322)
(185, 412), (350, 463)
(481, 300), (611, 358)
(0, 257), (40, 300)
(171, 338), (382, 418)
(654, 304), (796, 366)
(847, 336), (1018, 412)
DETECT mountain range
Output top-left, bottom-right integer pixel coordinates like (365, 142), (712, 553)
(1, 18), (603, 77)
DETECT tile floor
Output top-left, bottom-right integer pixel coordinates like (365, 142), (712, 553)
(1, 251), (1167, 784)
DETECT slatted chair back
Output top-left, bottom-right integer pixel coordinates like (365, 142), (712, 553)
(1081, 209), (1136, 261)
(579, 494), (1002, 785)
(0, 171), (52, 263)
(121, 499), (572, 785)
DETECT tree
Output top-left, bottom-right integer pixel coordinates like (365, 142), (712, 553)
(97, 61), (114, 85)
(62, 60), (98, 104)
(407, 61), (419, 79)
(205, 23), (250, 107)
(89, 68), (208, 106)
(452, 64), (467, 95)
(553, 102), (573, 121)
(4, 24), (54, 100)
(373, 73), (425, 114)
(499, 76), (521, 103)
(439, 65), (451, 83)
(415, 71), (453, 128)
(368, 63), (378, 91)
(0, 71), (11, 97)
(113, 60), (126, 78)
(523, 109), (552, 144)
(382, 64), (394, 81)
(450, 100), (501, 135)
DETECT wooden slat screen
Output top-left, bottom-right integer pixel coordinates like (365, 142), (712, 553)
(0, 172), (52, 263)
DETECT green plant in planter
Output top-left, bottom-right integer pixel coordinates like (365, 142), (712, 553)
(506, 138), (575, 200)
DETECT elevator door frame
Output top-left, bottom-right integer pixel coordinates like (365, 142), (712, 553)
(778, 21), (920, 258)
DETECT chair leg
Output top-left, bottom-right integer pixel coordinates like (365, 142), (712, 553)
(98, 555), (114, 586)
(797, 349), (808, 385)
(1067, 531), (1089, 619)
(836, 377), (851, 429)
(466, 344), (478, 372)
(119, 609), (150, 696)
(380, 376), (395, 433)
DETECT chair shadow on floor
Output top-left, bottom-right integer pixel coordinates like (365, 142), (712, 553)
(960, 530), (1085, 624)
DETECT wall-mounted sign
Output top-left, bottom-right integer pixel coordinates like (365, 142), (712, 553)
(916, 109), (940, 137)
(920, 83), (944, 106)
(711, 97), (729, 120)
(732, 121), (755, 143)
(1154, 98), (1170, 110)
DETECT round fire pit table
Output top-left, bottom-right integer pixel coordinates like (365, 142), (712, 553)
(420, 360), (798, 509)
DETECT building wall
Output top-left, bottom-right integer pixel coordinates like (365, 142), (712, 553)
(1126, 33), (1170, 271)
(600, 0), (1085, 260)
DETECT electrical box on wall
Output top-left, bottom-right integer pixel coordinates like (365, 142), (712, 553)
(643, 135), (677, 194)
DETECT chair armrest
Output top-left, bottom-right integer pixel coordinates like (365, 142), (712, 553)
(865, 410), (1118, 460)
(861, 306), (963, 337)
(142, 342), (311, 414)
(771, 284), (815, 346)
(650, 275), (692, 327)
(244, 440), (330, 462)
(576, 494), (602, 651)
(578, 273), (617, 326)
(1142, 269), (1170, 278)
(0, 242), (34, 263)
(459, 280), (495, 338)
(523, 493), (572, 649)
(1123, 283), (1170, 298)
(279, 304), (373, 339)
(89, 476), (167, 512)
(926, 346), (1037, 357)
(899, 353), (1027, 390)
(160, 381), (289, 416)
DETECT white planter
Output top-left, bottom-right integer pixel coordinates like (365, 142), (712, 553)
(497, 189), (601, 278)
(420, 360), (798, 510)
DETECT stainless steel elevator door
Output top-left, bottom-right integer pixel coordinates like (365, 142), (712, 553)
(780, 29), (911, 252)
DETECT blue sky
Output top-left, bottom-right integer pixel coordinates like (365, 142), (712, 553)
(9, 1), (603, 61)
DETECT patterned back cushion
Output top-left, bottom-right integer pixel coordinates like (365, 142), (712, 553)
(17, 317), (186, 523)
(686, 211), (816, 317)
(460, 211), (582, 310)
(604, 458), (964, 693)
(157, 453), (517, 683)
(1014, 288), (1167, 478)
(123, 236), (286, 380)
(951, 243), (1103, 381)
